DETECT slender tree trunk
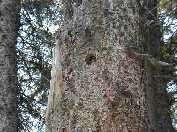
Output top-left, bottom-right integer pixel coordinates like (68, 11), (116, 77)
(0, 0), (20, 131)
(46, 0), (175, 131)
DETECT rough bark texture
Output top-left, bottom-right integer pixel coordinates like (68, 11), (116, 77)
(0, 0), (20, 131)
(46, 0), (175, 131)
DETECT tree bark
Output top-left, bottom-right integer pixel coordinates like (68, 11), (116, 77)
(46, 0), (175, 131)
(0, 0), (20, 131)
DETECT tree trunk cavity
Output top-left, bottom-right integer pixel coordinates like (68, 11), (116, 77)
(46, 0), (175, 131)
(0, 0), (20, 131)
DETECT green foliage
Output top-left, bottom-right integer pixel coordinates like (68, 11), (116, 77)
(159, 0), (177, 128)
(160, 38), (177, 63)
(17, 0), (61, 131)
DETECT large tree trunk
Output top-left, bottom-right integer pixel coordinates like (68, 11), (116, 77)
(0, 0), (20, 131)
(46, 0), (175, 131)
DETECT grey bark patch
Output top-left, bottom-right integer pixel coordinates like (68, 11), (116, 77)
(0, 0), (20, 131)
(85, 27), (92, 38)
(73, 0), (82, 7)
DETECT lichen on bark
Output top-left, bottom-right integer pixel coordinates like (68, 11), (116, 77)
(46, 0), (175, 132)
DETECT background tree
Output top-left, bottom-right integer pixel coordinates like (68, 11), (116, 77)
(0, 0), (20, 131)
(45, 0), (176, 131)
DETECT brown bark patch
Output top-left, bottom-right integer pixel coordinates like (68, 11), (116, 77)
(55, 71), (65, 97)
